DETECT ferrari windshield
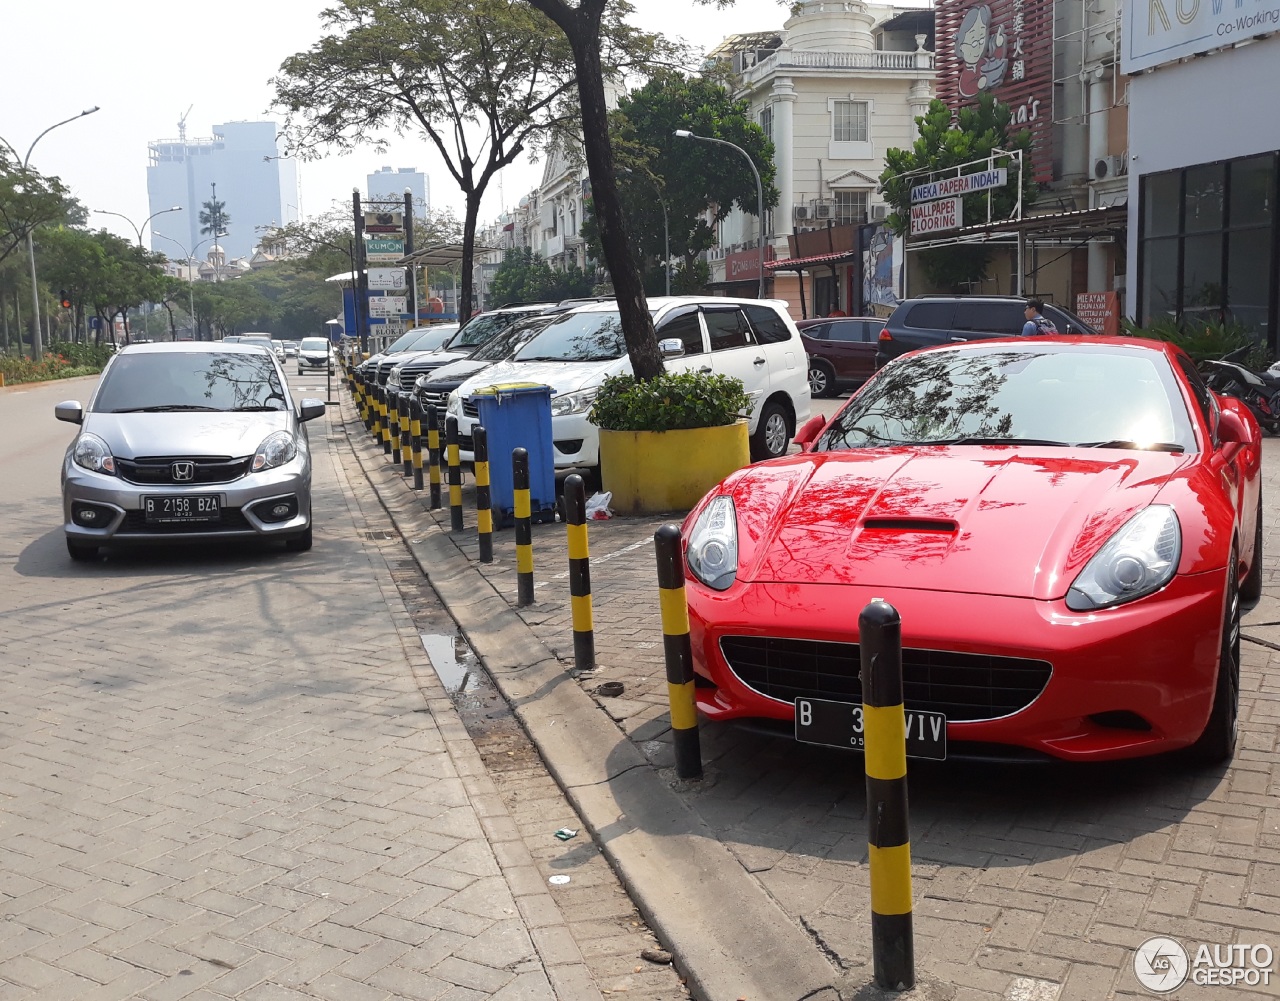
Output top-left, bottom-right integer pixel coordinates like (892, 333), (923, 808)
(818, 344), (1198, 452)
(93, 351), (289, 413)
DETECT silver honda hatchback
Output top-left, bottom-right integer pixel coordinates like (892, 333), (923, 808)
(57, 342), (325, 561)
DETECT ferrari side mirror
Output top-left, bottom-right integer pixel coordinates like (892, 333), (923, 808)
(794, 414), (827, 450)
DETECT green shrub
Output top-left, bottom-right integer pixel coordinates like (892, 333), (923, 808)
(0, 343), (110, 385)
(1124, 317), (1270, 370)
(589, 371), (751, 432)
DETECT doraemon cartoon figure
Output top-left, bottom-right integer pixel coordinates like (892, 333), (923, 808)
(955, 4), (1008, 98)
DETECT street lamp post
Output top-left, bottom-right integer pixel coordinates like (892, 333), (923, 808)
(153, 233), (213, 340)
(674, 129), (765, 298)
(94, 206), (182, 248)
(0, 106), (101, 359)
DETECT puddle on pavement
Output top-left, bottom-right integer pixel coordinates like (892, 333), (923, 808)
(420, 632), (484, 699)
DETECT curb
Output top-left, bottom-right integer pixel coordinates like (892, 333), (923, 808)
(338, 398), (843, 1001)
(0, 372), (101, 393)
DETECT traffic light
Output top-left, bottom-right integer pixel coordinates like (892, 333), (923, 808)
(59, 290), (72, 309)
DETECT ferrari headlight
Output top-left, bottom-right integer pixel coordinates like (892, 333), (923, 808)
(552, 388), (598, 417)
(1066, 505), (1181, 611)
(252, 431), (298, 472)
(686, 495), (739, 591)
(73, 433), (116, 475)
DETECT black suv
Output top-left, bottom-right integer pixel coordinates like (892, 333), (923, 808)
(876, 295), (1097, 369)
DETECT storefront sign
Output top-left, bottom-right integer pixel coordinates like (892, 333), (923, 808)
(911, 197), (963, 236)
(936, 0), (1055, 181)
(365, 238), (404, 262)
(367, 267), (407, 290)
(725, 245), (775, 281)
(368, 295), (408, 318)
(1123, 0), (1280, 72)
(911, 168), (1008, 203)
(1076, 291), (1121, 337)
(363, 211), (403, 234)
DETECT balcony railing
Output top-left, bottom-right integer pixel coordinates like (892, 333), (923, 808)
(743, 47), (933, 81)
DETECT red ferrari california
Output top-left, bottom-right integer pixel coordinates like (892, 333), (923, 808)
(682, 337), (1262, 764)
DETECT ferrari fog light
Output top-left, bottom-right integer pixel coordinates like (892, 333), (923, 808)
(1066, 505), (1181, 611)
(687, 495), (739, 591)
(251, 431), (298, 472)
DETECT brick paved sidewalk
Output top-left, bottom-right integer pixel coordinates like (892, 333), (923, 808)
(347, 384), (1280, 1001)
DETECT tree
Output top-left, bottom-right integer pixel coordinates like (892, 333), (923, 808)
(199, 191), (231, 242)
(581, 69), (777, 294)
(0, 153), (77, 268)
(274, 0), (673, 332)
(879, 95), (1038, 292)
(488, 246), (596, 306)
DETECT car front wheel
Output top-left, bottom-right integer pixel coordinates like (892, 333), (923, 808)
(808, 360), (837, 398)
(750, 401), (791, 462)
(1189, 550), (1240, 765)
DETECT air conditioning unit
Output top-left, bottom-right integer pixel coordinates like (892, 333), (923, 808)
(812, 201), (833, 220)
(793, 204), (810, 222)
(1094, 153), (1128, 179)
(871, 204), (889, 221)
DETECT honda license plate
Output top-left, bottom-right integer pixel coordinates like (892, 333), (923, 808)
(143, 495), (220, 523)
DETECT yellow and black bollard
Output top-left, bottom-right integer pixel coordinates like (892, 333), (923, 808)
(860, 599), (915, 992)
(399, 394), (413, 477)
(446, 415), (464, 532)
(654, 524), (702, 780)
(380, 388), (393, 453)
(426, 405), (442, 510)
(370, 385), (383, 442)
(563, 474), (595, 672)
(389, 391), (402, 464)
(512, 448), (534, 607)
(410, 398), (425, 491)
(474, 426), (493, 563)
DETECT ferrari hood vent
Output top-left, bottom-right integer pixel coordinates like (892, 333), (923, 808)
(862, 517), (958, 533)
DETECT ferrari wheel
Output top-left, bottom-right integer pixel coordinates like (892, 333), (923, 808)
(1241, 494), (1264, 602)
(1190, 551), (1240, 765)
(751, 401), (791, 462)
(808, 360), (836, 398)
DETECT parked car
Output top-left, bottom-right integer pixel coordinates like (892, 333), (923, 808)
(798, 316), (886, 397)
(447, 296), (812, 468)
(876, 295), (1097, 368)
(297, 336), (335, 375)
(359, 324), (461, 381)
(56, 342), (324, 561)
(378, 304), (557, 388)
(284, 342), (299, 358)
(239, 335), (276, 356)
(681, 335), (1261, 765)
(413, 313), (559, 413)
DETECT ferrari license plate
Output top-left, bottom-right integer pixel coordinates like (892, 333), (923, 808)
(143, 495), (220, 523)
(795, 697), (947, 760)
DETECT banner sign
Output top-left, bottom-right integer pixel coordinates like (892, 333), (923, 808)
(363, 211), (403, 234)
(1075, 291), (1121, 337)
(367, 267), (407, 290)
(911, 197), (963, 236)
(725, 245), (776, 281)
(368, 295), (408, 318)
(1123, 0), (1280, 71)
(936, 0), (1055, 181)
(911, 168), (1007, 203)
(365, 238), (404, 262)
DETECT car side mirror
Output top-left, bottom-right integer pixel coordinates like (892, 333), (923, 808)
(793, 414), (827, 450)
(658, 338), (686, 358)
(1215, 401), (1252, 446)
(299, 399), (326, 422)
(55, 401), (83, 424)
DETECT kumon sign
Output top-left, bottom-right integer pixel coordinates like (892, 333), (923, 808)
(911, 197), (963, 236)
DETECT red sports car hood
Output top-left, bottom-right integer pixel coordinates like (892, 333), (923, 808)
(731, 447), (1191, 600)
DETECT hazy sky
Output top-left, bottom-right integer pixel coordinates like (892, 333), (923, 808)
(4, 0), (799, 250)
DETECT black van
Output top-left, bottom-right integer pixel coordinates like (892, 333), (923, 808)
(875, 295), (1097, 368)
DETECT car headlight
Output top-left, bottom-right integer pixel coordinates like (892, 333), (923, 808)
(251, 431), (298, 472)
(447, 391), (462, 417)
(686, 495), (739, 591)
(551, 388), (598, 417)
(1066, 505), (1181, 611)
(72, 433), (116, 475)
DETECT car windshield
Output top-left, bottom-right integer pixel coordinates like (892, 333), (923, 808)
(240, 337), (273, 351)
(93, 351), (289, 413)
(300, 338), (329, 351)
(447, 310), (537, 350)
(515, 310), (631, 362)
(472, 316), (556, 362)
(818, 345), (1197, 452)
(401, 327), (455, 353)
(384, 328), (424, 353)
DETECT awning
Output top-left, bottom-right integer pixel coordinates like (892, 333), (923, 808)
(765, 250), (858, 271)
(951, 205), (1128, 241)
(396, 242), (497, 268)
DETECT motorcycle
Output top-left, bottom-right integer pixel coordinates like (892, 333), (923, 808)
(1200, 346), (1280, 434)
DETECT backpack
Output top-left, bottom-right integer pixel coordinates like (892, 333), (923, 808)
(1032, 314), (1058, 335)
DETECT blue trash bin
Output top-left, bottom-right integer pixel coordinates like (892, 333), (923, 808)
(468, 382), (557, 526)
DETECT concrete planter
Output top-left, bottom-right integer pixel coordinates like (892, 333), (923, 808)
(599, 421), (750, 515)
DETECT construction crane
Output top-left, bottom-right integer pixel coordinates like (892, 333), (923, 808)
(177, 104), (193, 142)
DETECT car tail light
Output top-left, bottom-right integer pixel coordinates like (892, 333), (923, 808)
(878, 328), (892, 342)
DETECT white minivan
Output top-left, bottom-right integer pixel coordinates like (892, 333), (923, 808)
(445, 297), (811, 469)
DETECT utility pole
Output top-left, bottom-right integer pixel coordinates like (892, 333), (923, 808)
(403, 190), (416, 324)
(353, 190), (369, 355)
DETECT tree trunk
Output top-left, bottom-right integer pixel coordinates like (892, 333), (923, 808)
(460, 197), (479, 325)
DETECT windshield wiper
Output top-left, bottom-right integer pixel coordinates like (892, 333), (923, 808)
(230, 405), (284, 412)
(930, 436), (1073, 446)
(111, 405), (221, 413)
(1075, 439), (1185, 452)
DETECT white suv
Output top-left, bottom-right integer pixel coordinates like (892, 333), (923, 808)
(446, 297), (811, 468)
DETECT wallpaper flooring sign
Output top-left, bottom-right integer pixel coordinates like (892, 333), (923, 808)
(935, 0), (1054, 182)
(1122, 0), (1280, 71)
(911, 197), (964, 236)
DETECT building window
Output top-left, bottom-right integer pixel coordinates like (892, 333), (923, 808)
(1138, 152), (1279, 350)
(759, 105), (773, 142)
(832, 101), (869, 143)
(833, 190), (868, 226)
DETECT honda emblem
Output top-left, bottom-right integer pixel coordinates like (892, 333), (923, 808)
(171, 461), (195, 482)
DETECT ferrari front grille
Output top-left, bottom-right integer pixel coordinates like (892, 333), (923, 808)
(719, 636), (1051, 722)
